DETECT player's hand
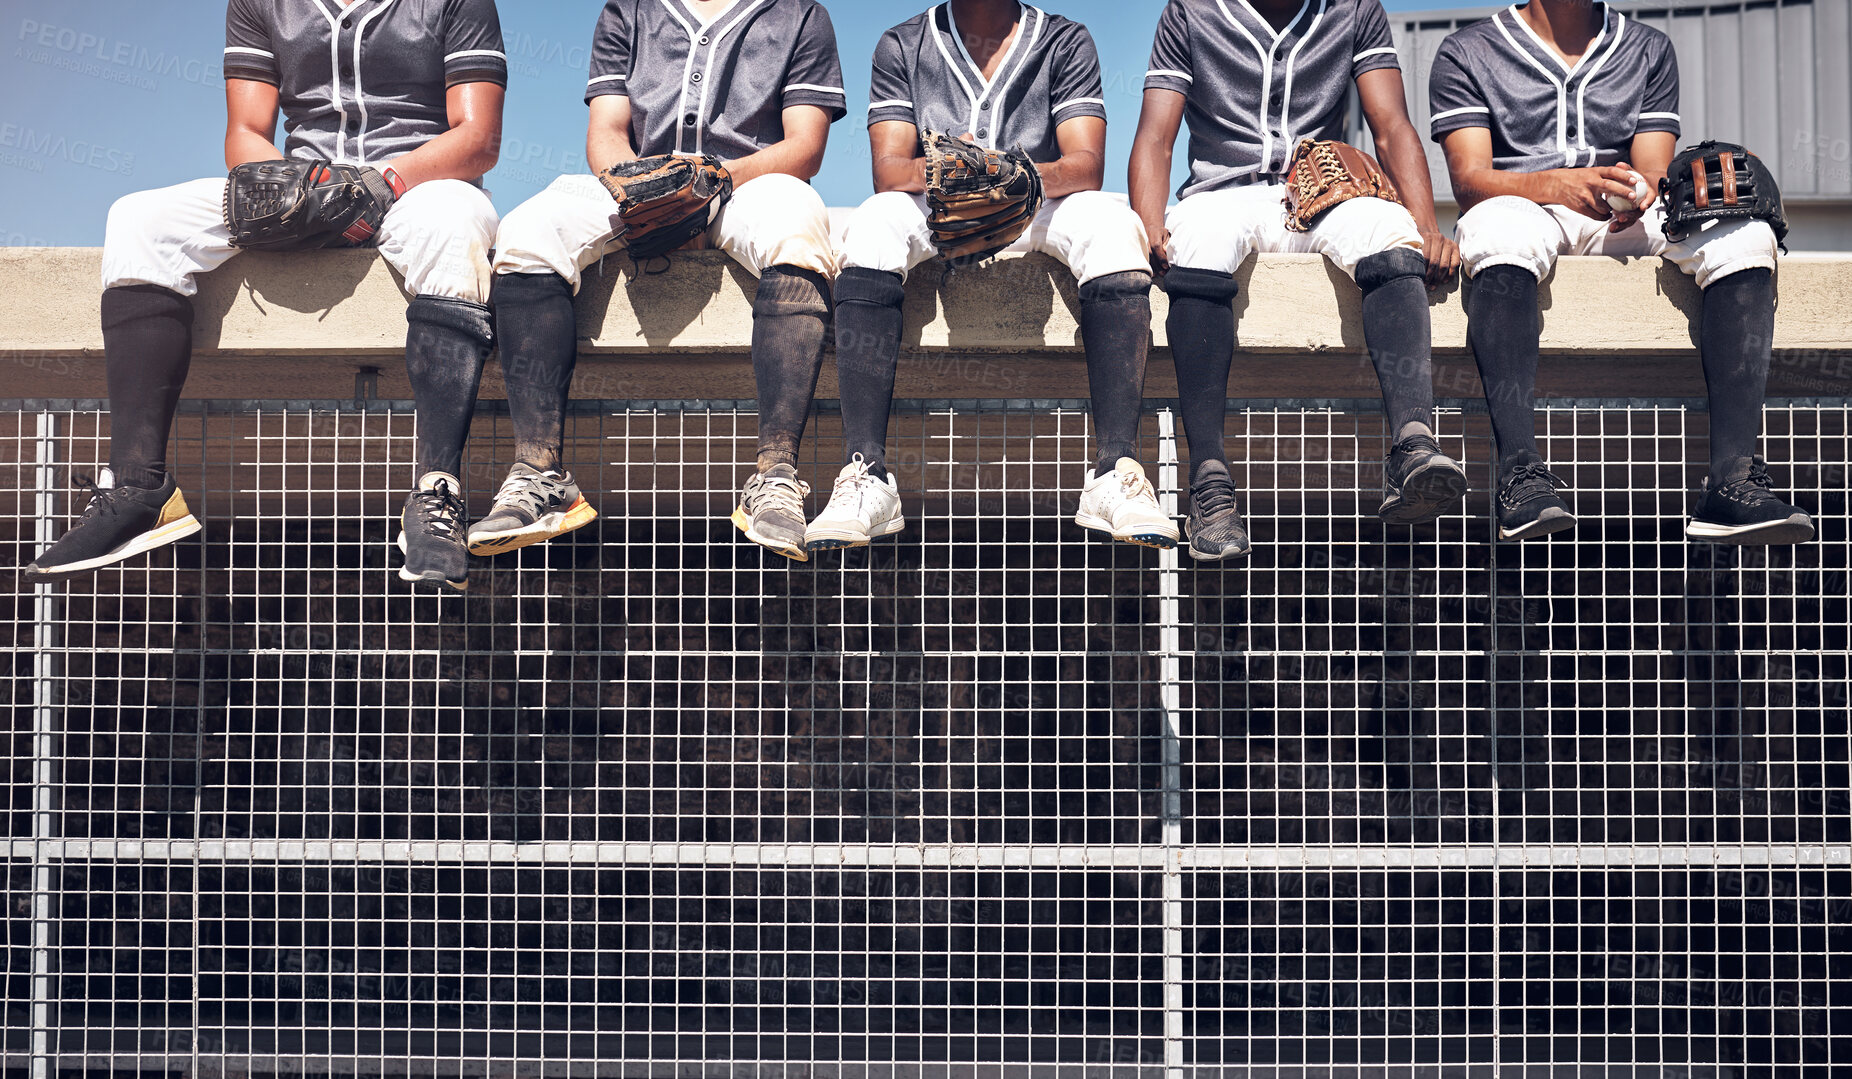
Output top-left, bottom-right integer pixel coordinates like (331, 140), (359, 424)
(1606, 160), (1655, 233)
(1418, 228), (1460, 289)
(1145, 222), (1171, 275)
(1547, 166), (1641, 220)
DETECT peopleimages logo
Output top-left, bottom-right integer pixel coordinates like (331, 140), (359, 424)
(15, 18), (222, 91)
(0, 123), (136, 175)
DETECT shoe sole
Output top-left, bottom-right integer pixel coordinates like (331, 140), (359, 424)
(466, 497), (599, 555)
(23, 514), (202, 583)
(1379, 461), (1468, 525)
(731, 507), (809, 562)
(1686, 513), (1815, 545)
(1499, 509), (1578, 541)
(1074, 512), (1180, 550)
(805, 516), (907, 552)
(395, 532), (469, 592)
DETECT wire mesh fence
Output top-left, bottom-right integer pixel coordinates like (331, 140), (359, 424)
(2, 397), (1848, 1077)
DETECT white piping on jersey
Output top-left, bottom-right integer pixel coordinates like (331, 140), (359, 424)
(657, 0), (700, 154)
(352, 0), (401, 166)
(1574, 15), (1627, 166)
(979, 8), (1043, 145)
(1278, 0), (1330, 164)
(306, 0), (349, 161)
(1214, 0), (1315, 175)
(1430, 105), (1490, 121)
(1507, 3), (1608, 78)
(1353, 46), (1396, 62)
(445, 49), (506, 63)
(692, 0), (773, 156)
(1147, 68), (1194, 82)
(784, 83), (844, 95)
(1493, 11), (1568, 164)
(942, 2), (1037, 146)
(869, 99), (914, 112)
(1052, 97), (1104, 113)
(224, 46), (276, 59)
(1639, 111), (1679, 121)
(588, 74), (627, 87)
(928, 17), (981, 124)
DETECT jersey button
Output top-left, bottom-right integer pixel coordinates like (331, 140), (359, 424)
(699, 35), (710, 45)
(976, 128), (989, 140)
(684, 113), (697, 127)
(980, 101), (991, 111)
(691, 71), (702, 83)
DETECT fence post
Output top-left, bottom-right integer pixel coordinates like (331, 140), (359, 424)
(30, 409), (60, 1079)
(1156, 407), (1185, 1079)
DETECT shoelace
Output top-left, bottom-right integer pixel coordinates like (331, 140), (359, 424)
(410, 480), (464, 538)
(1389, 434), (1443, 460)
(1715, 460), (1780, 505)
(1501, 460), (1567, 505)
(748, 473), (810, 518)
(830, 458), (876, 511)
(72, 477), (130, 521)
(1192, 473), (1238, 519)
(1116, 468), (1157, 503)
(492, 469), (560, 517)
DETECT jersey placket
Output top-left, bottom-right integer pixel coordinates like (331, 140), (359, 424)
(1217, 0), (1315, 177)
(662, 0), (762, 157)
(1499, 4), (1622, 168)
(310, 0), (387, 165)
(938, 2), (1039, 148)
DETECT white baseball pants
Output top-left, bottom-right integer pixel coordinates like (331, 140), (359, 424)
(836, 189), (1152, 286)
(1456, 196), (1777, 289)
(1164, 183), (1425, 279)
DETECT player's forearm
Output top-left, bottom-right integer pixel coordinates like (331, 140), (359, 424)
(1372, 125), (1443, 233)
(1127, 136), (1173, 239)
(587, 127), (638, 176)
(225, 129), (283, 170)
(1036, 149), (1103, 200)
(384, 120), (500, 188)
(873, 154), (928, 194)
(1451, 166), (1560, 212)
(726, 136), (826, 185)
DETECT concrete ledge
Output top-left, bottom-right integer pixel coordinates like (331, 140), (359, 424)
(7, 246), (1850, 360)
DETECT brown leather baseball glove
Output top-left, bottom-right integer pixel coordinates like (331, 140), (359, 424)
(598, 153), (734, 261)
(1282, 138), (1401, 233)
(923, 131), (1044, 264)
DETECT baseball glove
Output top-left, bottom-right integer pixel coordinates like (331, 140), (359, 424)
(223, 159), (397, 250)
(1660, 140), (1788, 249)
(599, 154), (734, 261)
(923, 132), (1044, 264)
(1282, 138), (1401, 232)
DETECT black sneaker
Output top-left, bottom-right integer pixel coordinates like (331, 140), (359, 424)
(1687, 455), (1814, 545)
(466, 463), (598, 555)
(23, 471), (201, 583)
(1186, 461), (1252, 561)
(397, 472), (470, 591)
(1495, 449), (1576, 541)
(1378, 426), (1467, 524)
(732, 463), (811, 562)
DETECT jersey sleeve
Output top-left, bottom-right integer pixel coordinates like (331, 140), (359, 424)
(866, 27), (916, 127)
(441, 0), (508, 88)
(224, 0), (279, 86)
(1144, 2), (1194, 96)
(1050, 23), (1108, 124)
(1427, 37), (1490, 141)
(783, 3), (848, 120)
(586, 0), (632, 103)
(1636, 34), (1681, 136)
(1351, 0), (1402, 77)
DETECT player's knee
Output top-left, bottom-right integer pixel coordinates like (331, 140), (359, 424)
(1457, 195), (1553, 277)
(838, 191), (920, 271)
(1165, 204), (1248, 274)
(400, 179), (499, 239)
(1354, 247), (1426, 292)
(104, 188), (170, 248)
(1692, 220), (1779, 290)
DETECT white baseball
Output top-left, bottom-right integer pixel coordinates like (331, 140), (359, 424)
(1607, 172), (1650, 213)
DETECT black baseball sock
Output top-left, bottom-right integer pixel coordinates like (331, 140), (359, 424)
(492, 271), (578, 473)
(833, 267), (906, 478)
(404, 295), (494, 479)
(751, 264), (832, 473)
(1466, 264), (1542, 462)
(1356, 248), (1435, 438)
(1080, 270), (1154, 474)
(1699, 267), (1775, 478)
(102, 285), (195, 490)
(1164, 266), (1239, 482)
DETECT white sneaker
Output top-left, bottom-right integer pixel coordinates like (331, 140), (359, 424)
(1074, 457), (1179, 549)
(805, 454), (905, 551)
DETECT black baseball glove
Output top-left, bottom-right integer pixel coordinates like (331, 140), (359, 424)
(922, 132), (1044, 264)
(598, 154), (734, 261)
(1659, 140), (1788, 249)
(223, 159), (398, 251)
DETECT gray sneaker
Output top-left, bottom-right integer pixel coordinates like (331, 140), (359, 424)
(466, 463), (598, 555)
(732, 463), (811, 561)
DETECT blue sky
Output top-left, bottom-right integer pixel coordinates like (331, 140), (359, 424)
(0, 0), (1483, 246)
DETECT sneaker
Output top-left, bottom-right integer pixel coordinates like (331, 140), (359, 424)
(1687, 455), (1814, 544)
(806, 454), (905, 551)
(23, 470), (201, 583)
(1074, 457), (1180, 549)
(396, 471), (469, 591)
(1495, 449), (1576, 541)
(1185, 461), (1252, 561)
(1378, 426), (1467, 525)
(466, 463), (599, 555)
(732, 463), (811, 561)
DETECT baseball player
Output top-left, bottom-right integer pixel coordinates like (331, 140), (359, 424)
(1431, 0), (1812, 543)
(1129, 0), (1463, 560)
(484, 0), (845, 562)
(815, 0), (1175, 553)
(24, 0), (507, 589)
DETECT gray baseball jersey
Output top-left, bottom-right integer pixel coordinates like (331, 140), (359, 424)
(586, 0), (846, 161)
(223, 0), (506, 168)
(866, 4), (1107, 163)
(1428, 5), (1680, 172)
(1144, 0), (1402, 199)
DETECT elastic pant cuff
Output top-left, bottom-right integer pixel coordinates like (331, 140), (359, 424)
(407, 295), (494, 349)
(754, 264), (833, 317)
(834, 267), (905, 309)
(1354, 248), (1427, 293)
(492, 270), (574, 308)
(101, 284), (194, 330)
(1162, 266), (1240, 303)
(1079, 270), (1154, 305)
